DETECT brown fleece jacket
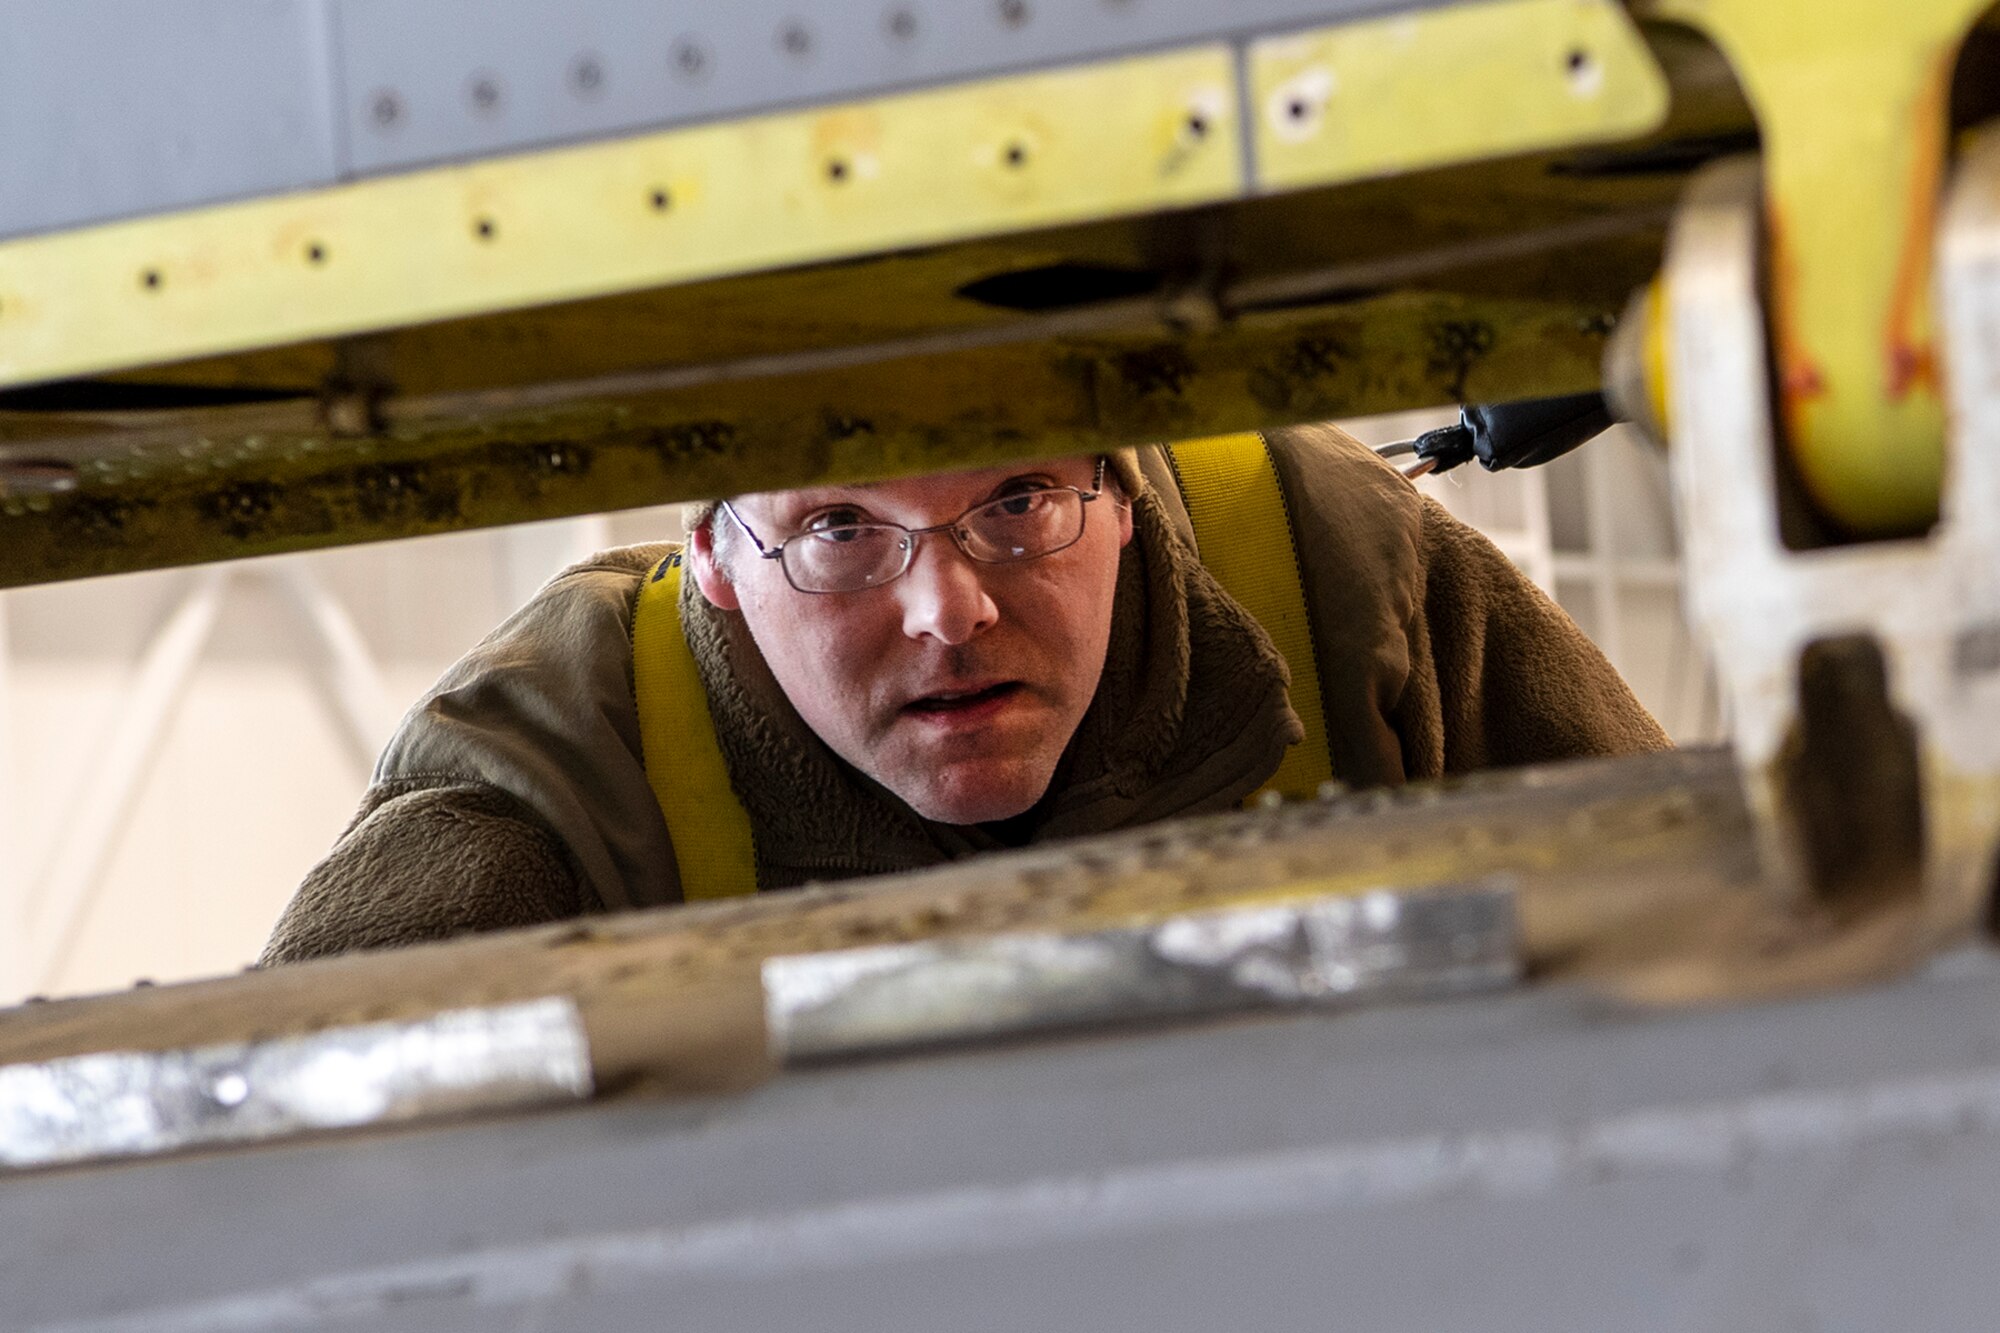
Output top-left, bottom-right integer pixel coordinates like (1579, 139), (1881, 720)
(262, 424), (1667, 965)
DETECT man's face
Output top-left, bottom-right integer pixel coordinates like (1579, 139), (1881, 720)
(688, 456), (1133, 825)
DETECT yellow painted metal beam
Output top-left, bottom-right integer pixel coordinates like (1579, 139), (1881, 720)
(0, 1), (1677, 399)
(0, 287), (1615, 585)
(0, 48), (1242, 389)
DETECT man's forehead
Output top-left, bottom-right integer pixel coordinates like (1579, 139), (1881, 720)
(737, 455), (1092, 510)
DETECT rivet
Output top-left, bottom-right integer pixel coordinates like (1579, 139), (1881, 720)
(369, 90), (403, 129)
(826, 157), (850, 183)
(305, 241), (328, 265)
(474, 217), (498, 241)
(886, 6), (918, 40)
(570, 55), (605, 96)
(998, 0), (1029, 26)
(1003, 141), (1028, 168)
(0, 460), (79, 496)
(1185, 111), (1209, 139)
(140, 268), (163, 291)
(1565, 47), (1602, 96)
(671, 35), (711, 80)
(649, 187), (672, 212)
(778, 20), (813, 57)
(469, 73), (503, 114)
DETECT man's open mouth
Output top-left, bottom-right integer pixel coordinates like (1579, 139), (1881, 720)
(903, 682), (1022, 714)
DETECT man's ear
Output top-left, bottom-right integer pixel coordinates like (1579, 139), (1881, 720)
(686, 520), (741, 611)
(1113, 484), (1136, 548)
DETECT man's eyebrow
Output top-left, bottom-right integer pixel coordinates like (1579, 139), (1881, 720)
(758, 466), (1062, 511)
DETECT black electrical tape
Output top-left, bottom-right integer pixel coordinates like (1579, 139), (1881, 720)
(1412, 391), (1614, 474)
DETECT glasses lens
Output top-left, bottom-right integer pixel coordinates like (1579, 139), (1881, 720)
(960, 489), (1084, 562)
(784, 524), (907, 592)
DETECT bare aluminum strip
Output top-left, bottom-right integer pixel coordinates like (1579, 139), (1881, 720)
(765, 879), (1518, 1062)
(0, 996), (592, 1172)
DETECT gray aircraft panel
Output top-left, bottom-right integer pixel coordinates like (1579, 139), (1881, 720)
(8, 949), (2000, 1331)
(332, 0), (1452, 176)
(0, 0), (341, 240)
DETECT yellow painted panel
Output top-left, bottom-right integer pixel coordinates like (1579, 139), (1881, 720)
(1249, 0), (1667, 192)
(0, 47), (1240, 389)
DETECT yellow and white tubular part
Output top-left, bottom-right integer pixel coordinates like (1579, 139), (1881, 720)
(1661, 129), (2000, 955)
(1648, 0), (1989, 536)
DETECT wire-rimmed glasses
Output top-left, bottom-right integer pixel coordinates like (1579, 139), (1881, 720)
(720, 459), (1107, 594)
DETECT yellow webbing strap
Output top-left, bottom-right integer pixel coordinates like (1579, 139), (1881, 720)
(632, 550), (761, 900)
(1167, 433), (1334, 802)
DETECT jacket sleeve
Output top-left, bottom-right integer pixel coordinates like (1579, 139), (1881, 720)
(1400, 496), (1671, 775)
(260, 543), (685, 965)
(260, 779), (602, 965)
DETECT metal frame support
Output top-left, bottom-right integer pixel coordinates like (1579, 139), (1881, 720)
(0, 594), (20, 998)
(1662, 132), (2000, 951)
(15, 561), (402, 998)
(22, 570), (231, 994)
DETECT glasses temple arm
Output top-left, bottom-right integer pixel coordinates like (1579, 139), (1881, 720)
(718, 501), (784, 559)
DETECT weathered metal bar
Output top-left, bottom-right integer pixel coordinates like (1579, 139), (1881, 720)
(0, 998), (591, 1172)
(0, 747), (1926, 1106)
(0, 285), (1618, 587)
(765, 880), (1520, 1061)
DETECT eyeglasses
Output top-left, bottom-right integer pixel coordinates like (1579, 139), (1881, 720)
(720, 459), (1108, 595)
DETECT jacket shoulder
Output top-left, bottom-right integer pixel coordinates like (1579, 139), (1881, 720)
(1409, 496), (1670, 769)
(372, 540), (684, 913)
(1261, 421), (1665, 779)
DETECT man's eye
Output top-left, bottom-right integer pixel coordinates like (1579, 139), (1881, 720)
(804, 509), (869, 538)
(992, 488), (1052, 518)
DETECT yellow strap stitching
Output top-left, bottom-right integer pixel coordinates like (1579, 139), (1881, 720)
(632, 551), (761, 900)
(1167, 433), (1333, 801)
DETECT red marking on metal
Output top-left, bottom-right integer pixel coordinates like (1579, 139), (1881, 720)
(1888, 343), (1938, 398)
(1766, 208), (1825, 428)
(1884, 49), (1950, 404)
(1785, 361), (1828, 400)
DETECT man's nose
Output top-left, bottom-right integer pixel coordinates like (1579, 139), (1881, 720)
(896, 533), (999, 644)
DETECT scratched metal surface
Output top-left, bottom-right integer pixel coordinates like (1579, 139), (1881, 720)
(8, 947), (2000, 1332)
